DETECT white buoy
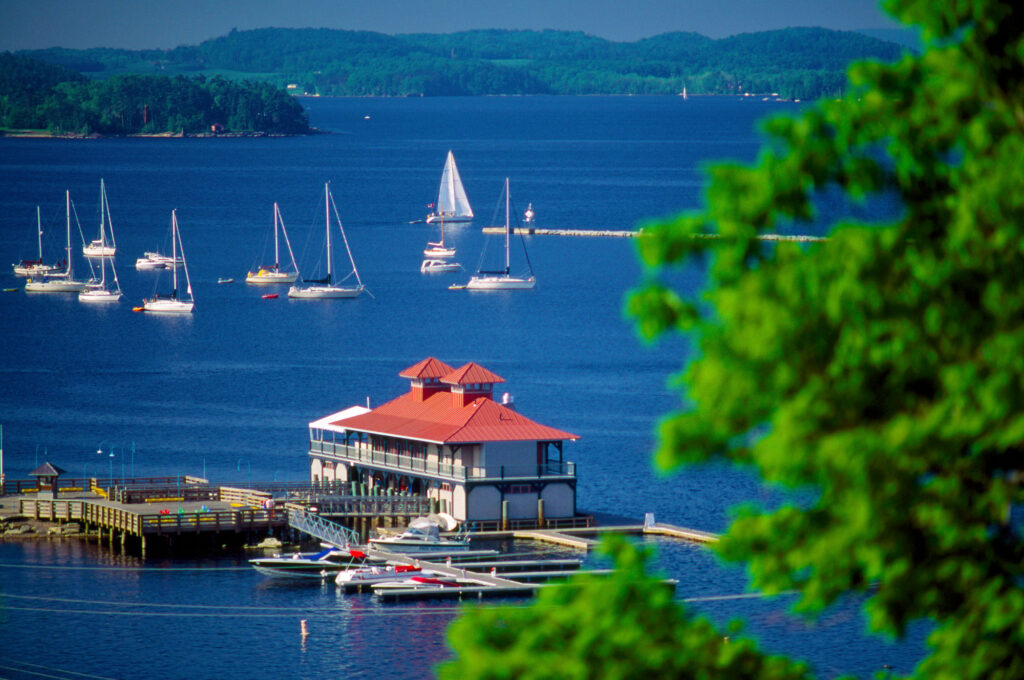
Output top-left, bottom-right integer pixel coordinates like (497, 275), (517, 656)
(301, 620), (308, 637)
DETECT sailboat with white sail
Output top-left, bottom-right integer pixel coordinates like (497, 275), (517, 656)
(12, 206), (61, 277)
(142, 210), (194, 313)
(25, 191), (86, 293)
(463, 178), (536, 290)
(246, 202), (299, 284)
(82, 179), (117, 257)
(79, 195), (122, 303)
(288, 183), (365, 299)
(425, 151), (474, 224)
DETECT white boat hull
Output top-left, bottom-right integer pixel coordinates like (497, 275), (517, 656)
(426, 214), (473, 224)
(288, 284), (363, 299)
(246, 270), (298, 284)
(421, 259), (461, 273)
(423, 246), (456, 258)
(135, 258), (165, 270)
(25, 279), (86, 293)
(79, 288), (122, 302)
(143, 298), (194, 313)
(13, 264), (60, 277)
(466, 275), (536, 290)
(83, 245), (116, 257)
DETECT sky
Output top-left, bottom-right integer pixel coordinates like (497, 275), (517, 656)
(0, 0), (902, 51)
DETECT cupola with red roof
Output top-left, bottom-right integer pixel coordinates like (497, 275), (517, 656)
(441, 362), (505, 408)
(400, 357), (455, 402)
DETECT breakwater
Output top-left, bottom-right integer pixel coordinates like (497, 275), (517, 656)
(480, 227), (826, 241)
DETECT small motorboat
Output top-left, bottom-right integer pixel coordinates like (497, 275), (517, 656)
(218, 277), (234, 284)
(261, 293), (279, 299)
(420, 258), (461, 273)
(335, 562), (425, 588)
(249, 547), (359, 578)
(370, 575), (463, 593)
(368, 516), (470, 554)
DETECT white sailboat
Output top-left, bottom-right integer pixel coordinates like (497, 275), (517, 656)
(79, 192), (122, 303)
(142, 210), (194, 313)
(425, 151), (474, 223)
(246, 202), (299, 284)
(463, 178), (536, 290)
(423, 216), (456, 258)
(288, 183), (365, 299)
(25, 191), (86, 293)
(12, 206), (60, 277)
(82, 179), (117, 257)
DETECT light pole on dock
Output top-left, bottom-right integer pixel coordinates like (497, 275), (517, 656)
(108, 450), (114, 489)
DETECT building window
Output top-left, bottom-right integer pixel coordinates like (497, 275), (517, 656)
(441, 483), (451, 492)
(507, 485), (532, 494)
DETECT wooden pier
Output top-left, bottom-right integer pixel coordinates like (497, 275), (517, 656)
(481, 227), (827, 242)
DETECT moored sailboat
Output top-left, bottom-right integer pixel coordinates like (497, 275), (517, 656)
(82, 179), (117, 257)
(142, 210), (194, 313)
(79, 192), (122, 303)
(12, 206), (61, 277)
(425, 151), (474, 223)
(463, 178), (536, 290)
(288, 183), (365, 299)
(246, 202), (299, 284)
(25, 191), (86, 293)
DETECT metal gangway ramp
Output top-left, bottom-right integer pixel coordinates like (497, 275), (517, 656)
(287, 506), (360, 547)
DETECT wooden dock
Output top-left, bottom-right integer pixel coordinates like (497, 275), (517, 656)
(471, 522), (719, 551)
(481, 227), (827, 242)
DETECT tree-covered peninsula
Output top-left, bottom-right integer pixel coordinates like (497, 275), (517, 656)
(0, 53), (310, 136)
(19, 26), (908, 100)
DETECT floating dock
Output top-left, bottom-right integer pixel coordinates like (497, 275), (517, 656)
(480, 227), (826, 242)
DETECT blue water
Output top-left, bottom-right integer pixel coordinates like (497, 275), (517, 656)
(0, 96), (926, 678)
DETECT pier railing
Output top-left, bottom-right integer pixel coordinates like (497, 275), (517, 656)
(309, 441), (576, 482)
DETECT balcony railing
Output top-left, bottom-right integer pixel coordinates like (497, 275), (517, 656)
(309, 440), (575, 482)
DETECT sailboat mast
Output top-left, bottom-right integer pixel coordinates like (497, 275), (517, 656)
(36, 206), (42, 261)
(504, 177), (511, 275)
(99, 178), (107, 248)
(65, 190), (73, 279)
(324, 183), (332, 283)
(171, 210), (179, 297)
(273, 202), (280, 268)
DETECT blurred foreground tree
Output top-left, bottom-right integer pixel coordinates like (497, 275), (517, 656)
(441, 1), (1024, 678)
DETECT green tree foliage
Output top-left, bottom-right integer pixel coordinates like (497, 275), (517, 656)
(0, 54), (309, 135)
(441, 537), (810, 680)
(16, 27), (907, 99)
(444, 1), (1024, 679)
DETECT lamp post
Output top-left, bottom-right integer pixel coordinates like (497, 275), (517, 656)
(108, 450), (114, 490)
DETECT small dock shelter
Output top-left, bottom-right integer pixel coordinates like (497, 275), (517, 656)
(30, 462), (67, 499)
(307, 357), (579, 524)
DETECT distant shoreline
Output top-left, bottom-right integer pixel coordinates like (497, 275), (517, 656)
(0, 128), (321, 139)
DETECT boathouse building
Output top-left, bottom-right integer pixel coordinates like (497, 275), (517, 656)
(307, 358), (579, 524)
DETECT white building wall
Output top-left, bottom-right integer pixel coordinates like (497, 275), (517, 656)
(540, 483), (575, 518)
(481, 440), (535, 475)
(505, 491), (539, 519)
(466, 486), (502, 520)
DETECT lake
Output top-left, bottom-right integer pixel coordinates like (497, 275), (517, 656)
(0, 95), (926, 679)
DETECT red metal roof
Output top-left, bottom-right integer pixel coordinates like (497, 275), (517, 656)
(399, 357), (455, 380)
(441, 362), (505, 386)
(331, 390), (577, 444)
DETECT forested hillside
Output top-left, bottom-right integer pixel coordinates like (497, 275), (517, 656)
(19, 26), (908, 100)
(0, 53), (310, 135)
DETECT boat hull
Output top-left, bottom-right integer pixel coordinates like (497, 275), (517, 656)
(426, 214), (473, 224)
(421, 259), (461, 273)
(143, 298), (194, 313)
(83, 245), (116, 257)
(134, 259), (166, 270)
(288, 285), (363, 299)
(466, 275), (536, 290)
(25, 279), (86, 292)
(79, 289), (122, 303)
(246, 270), (297, 284)
(13, 264), (60, 277)
(368, 538), (471, 553)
